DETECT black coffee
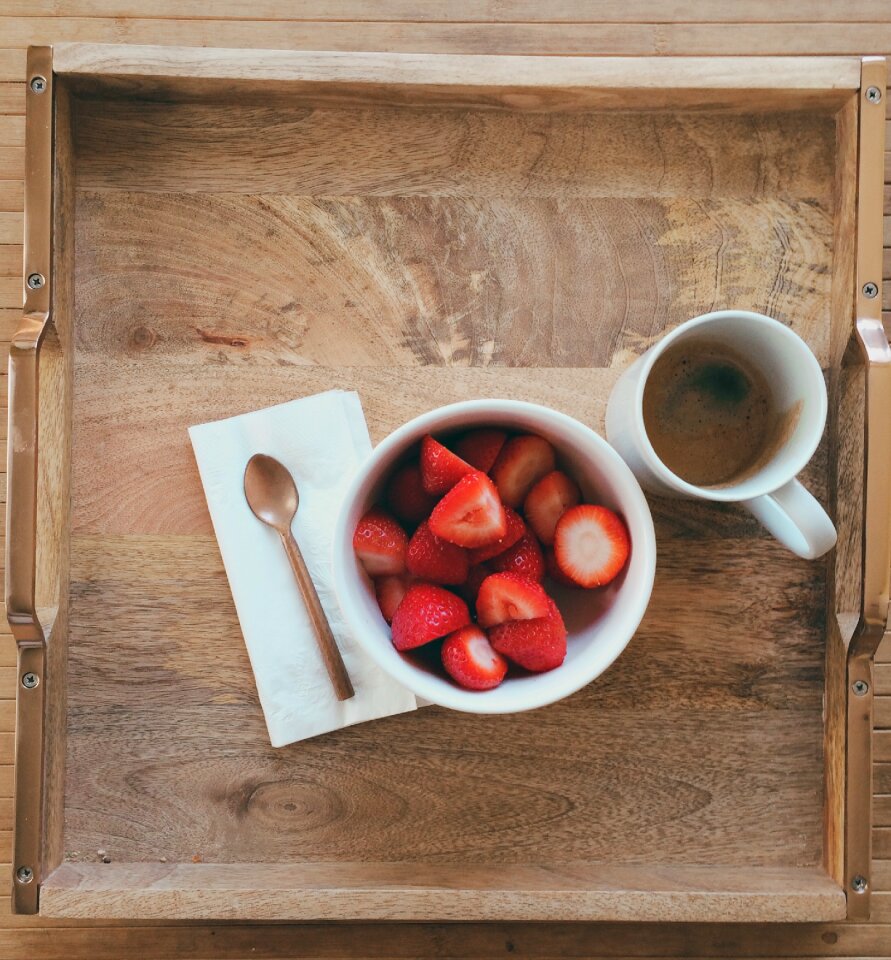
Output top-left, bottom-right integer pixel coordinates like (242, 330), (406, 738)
(642, 339), (784, 487)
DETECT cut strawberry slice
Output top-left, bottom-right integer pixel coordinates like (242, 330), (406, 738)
(374, 574), (414, 624)
(490, 434), (556, 507)
(420, 435), (474, 496)
(406, 521), (469, 586)
(386, 462), (438, 526)
(544, 548), (581, 589)
(524, 470), (581, 546)
(428, 471), (507, 548)
(352, 508), (408, 576)
(476, 572), (550, 628)
(488, 598), (567, 673)
(489, 531), (545, 582)
(391, 583), (471, 651)
(454, 429), (507, 473)
(468, 506), (526, 564)
(553, 504), (630, 588)
(441, 625), (508, 691)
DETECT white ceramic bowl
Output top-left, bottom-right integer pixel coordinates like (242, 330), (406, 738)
(332, 400), (657, 714)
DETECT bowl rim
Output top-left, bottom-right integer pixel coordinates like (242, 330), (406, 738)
(332, 399), (657, 714)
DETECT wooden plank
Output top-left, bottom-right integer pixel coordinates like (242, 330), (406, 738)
(39, 862), (846, 922)
(6, 1), (891, 23)
(0, 278), (19, 309)
(0, 118), (23, 148)
(876, 794), (891, 825)
(878, 763), (891, 795)
(877, 695), (891, 728)
(876, 827), (891, 858)
(0, 184), (22, 214)
(0, 310), (19, 341)
(0, 84), (22, 115)
(0, 49), (24, 84)
(0, 214), (21, 245)
(0, 149), (21, 185)
(877, 730), (891, 761)
(0, 248), (20, 277)
(657, 22), (891, 54)
(0, 702), (14, 734)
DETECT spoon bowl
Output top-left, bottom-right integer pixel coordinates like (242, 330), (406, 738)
(244, 453), (299, 530)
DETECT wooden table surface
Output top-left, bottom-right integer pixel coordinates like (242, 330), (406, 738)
(1, 1), (891, 957)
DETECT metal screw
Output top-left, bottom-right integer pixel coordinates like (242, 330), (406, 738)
(21, 673), (38, 690)
(866, 85), (882, 104)
(852, 874), (868, 893)
(27, 273), (44, 290)
(853, 679), (869, 696)
(29, 76), (46, 94)
(863, 281), (879, 299)
(15, 866), (33, 884)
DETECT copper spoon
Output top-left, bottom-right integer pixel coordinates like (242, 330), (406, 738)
(243, 453), (354, 702)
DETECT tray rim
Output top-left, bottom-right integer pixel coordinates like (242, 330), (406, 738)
(5, 43), (888, 923)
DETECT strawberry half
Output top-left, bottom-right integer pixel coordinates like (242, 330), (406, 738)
(391, 583), (471, 651)
(476, 572), (550, 628)
(441, 625), (508, 691)
(374, 574), (414, 624)
(454, 429), (507, 473)
(352, 508), (408, 576)
(524, 470), (581, 546)
(428, 471), (507, 548)
(553, 504), (630, 588)
(468, 506), (526, 564)
(489, 531), (545, 582)
(420, 435), (474, 496)
(386, 462), (438, 526)
(406, 520), (469, 585)
(490, 434), (556, 507)
(488, 598), (567, 673)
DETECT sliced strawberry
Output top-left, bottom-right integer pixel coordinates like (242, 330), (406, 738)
(523, 470), (581, 546)
(458, 563), (493, 605)
(374, 574), (414, 624)
(468, 506), (526, 563)
(488, 598), (567, 672)
(406, 521), (469, 585)
(553, 504), (630, 588)
(420, 435), (474, 496)
(428, 471), (507, 548)
(476, 572), (550, 628)
(352, 508), (408, 576)
(490, 434), (556, 508)
(489, 532), (545, 582)
(391, 583), (471, 651)
(454, 429), (507, 474)
(441, 625), (508, 691)
(544, 548), (581, 589)
(386, 462), (438, 526)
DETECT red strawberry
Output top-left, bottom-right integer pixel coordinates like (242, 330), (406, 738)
(553, 504), (630, 588)
(391, 583), (470, 651)
(454, 429), (507, 473)
(428, 471), (507, 548)
(524, 470), (581, 546)
(490, 434), (556, 507)
(489, 598), (567, 672)
(468, 506), (526, 563)
(441, 626), (508, 691)
(458, 563), (492, 605)
(406, 521), (469, 585)
(489, 532), (545, 582)
(352, 508), (408, 576)
(476, 572), (549, 628)
(374, 574), (414, 624)
(545, 548), (580, 589)
(386, 463), (437, 526)
(420, 435), (474, 495)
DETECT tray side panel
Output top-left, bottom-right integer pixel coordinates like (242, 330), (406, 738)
(61, 101), (835, 874)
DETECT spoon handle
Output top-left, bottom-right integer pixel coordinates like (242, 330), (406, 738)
(280, 529), (355, 702)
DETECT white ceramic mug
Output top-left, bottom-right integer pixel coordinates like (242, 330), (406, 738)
(606, 310), (837, 560)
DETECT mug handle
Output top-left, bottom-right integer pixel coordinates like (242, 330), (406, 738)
(741, 480), (837, 560)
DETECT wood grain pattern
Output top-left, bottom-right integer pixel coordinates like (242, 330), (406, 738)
(1, 0), (891, 953)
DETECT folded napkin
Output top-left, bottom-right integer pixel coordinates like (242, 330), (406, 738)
(188, 390), (418, 748)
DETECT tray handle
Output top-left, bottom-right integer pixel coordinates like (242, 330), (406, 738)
(5, 45), (54, 915)
(845, 56), (888, 921)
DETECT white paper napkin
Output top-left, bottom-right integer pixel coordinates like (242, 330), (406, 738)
(188, 390), (418, 748)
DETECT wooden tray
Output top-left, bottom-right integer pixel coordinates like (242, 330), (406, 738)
(6, 44), (890, 924)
